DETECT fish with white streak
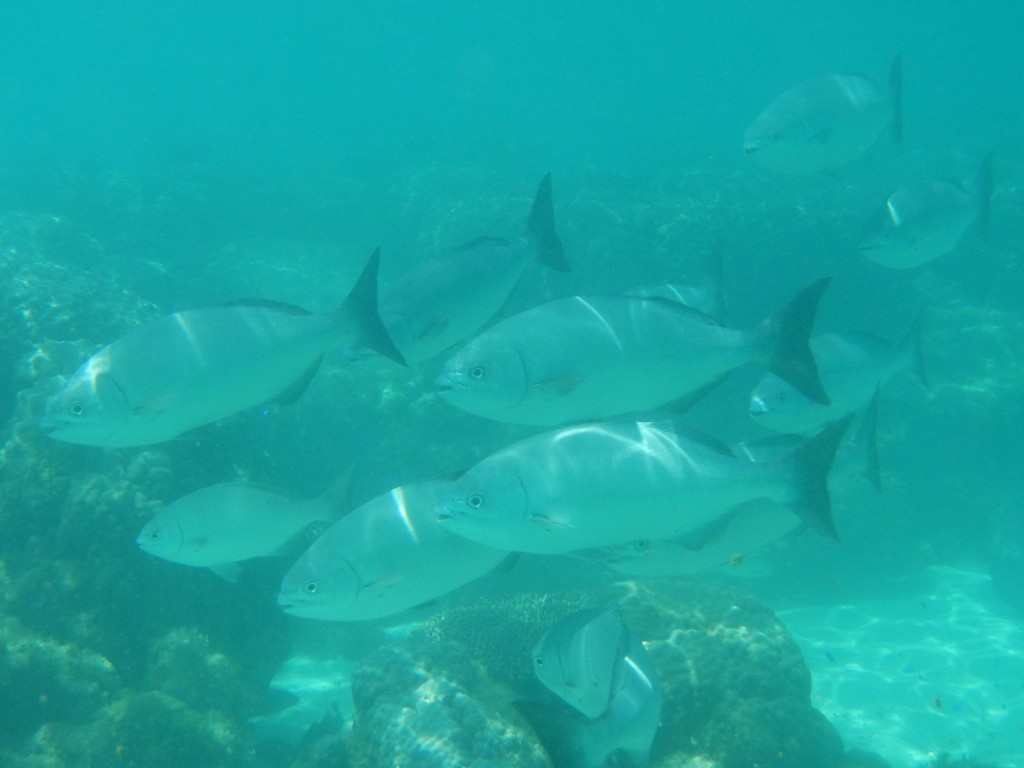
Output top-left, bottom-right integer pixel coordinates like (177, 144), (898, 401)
(375, 173), (568, 364)
(744, 55), (902, 175)
(437, 278), (831, 427)
(531, 604), (661, 768)
(438, 417), (847, 554)
(278, 479), (509, 621)
(44, 249), (403, 447)
(860, 153), (994, 269)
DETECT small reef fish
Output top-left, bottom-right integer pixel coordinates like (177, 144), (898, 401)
(437, 278), (831, 427)
(532, 604), (661, 768)
(137, 476), (349, 581)
(44, 249), (403, 447)
(744, 55), (902, 175)
(749, 319), (925, 435)
(375, 173), (568, 364)
(277, 479), (509, 621)
(859, 153), (994, 269)
(438, 417), (846, 554)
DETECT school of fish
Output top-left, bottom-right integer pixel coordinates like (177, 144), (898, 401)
(38, 56), (999, 764)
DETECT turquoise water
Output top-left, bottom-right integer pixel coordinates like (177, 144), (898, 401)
(1, 3), (1022, 767)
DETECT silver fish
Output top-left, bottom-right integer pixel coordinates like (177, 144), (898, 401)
(859, 153), (994, 269)
(44, 249), (403, 447)
(438, 417), (846, 554)
(572, 500), (801, 579)
(278, 479), (508, 621)
(744, 56), (902, 175)
(749, 318), (925, 435)
(375, 174), (567, 364)
(437, 278), (831, 427)
(137, 480), (345, 580)
(533, 605), (661, 768)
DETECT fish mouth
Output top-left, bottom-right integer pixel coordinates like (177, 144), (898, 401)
(435, 372), (465, 393)
(436, 500), (464, 522)
(748, 398), (769, 417)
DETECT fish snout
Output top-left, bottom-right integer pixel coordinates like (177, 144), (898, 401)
(435, 371), (465, 393)
(749, 397), (770, 417)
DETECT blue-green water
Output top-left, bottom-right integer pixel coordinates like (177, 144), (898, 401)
(1, 3), (1022, 767)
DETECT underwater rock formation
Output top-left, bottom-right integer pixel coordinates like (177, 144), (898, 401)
(348, 637), (552, 768)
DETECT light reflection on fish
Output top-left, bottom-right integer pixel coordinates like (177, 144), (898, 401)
(532, 604), (661, 768)
(438, 278), (831, 426)
(44, 249), (402, 447)
(859, 153), (994, 269)
(744, 56), (902, 175)
(278, 479), (508, 621)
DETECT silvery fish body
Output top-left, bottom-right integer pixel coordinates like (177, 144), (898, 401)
(572, 500), (800, 579)
(744, 56), (902, 175)
(376, 174), (567, 364)
(44, 250), (401, 447)
(859, 154), (994, 269)
(532, 605), (661, 768)
(749, 324), (923, 434)
(278, 479), (508, 621)
(439, 418), (844, 554)
(137, 482), (336, 578)
(438, 278), (831, 426)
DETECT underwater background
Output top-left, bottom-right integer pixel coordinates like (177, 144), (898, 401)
(1, 2), (1022, 767)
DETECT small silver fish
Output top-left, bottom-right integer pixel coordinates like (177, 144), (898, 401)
(137, 477), (348, 581)
(438, 417), (846, 554)
(278, 479), (508, 621)
(532, 605), (661, 768)
(744, 56), (902, 175)
(437, 278), (831, 427)
(859, 153), (994, 269)
(375, 174), (568, 364)
(44, 249), (402, 447)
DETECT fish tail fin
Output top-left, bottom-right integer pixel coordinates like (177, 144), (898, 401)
(755, 277), (831, 405)
(334, 248), (406, 365)
(889, 53), (903, 143)
(787, 416), (850, 540)
(703, 237), (727, 319)
(899, 308), (928, 387)
(525, 173), (570, 272)
(974, 151), (995, 241)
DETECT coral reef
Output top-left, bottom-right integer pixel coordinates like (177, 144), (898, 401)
(348, 637), (551, 768)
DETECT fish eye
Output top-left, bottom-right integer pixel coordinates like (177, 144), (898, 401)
(469, 365), (485, 380)
(147, 531), (161, 541)
(534, 655), (544, 667)
(773, 392), (788, 406)
(304, 581), (318, 594)
(634, 539), (650, 551)
(69, 401), (85, 417)
(467, 493), (484, 509)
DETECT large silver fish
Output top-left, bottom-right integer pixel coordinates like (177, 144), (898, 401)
(375, 174), (568, 364)
(744, 55), (902, 175)
(137, 477), (348, 581)
(749, 319), (925, 435)
(859, 153), (994, 269)
(44, 249), (403, 447)
(532, 605), (661, 768)
(437, 278), (831, 426)
(277, 479), (509, 621)
(438, 417), (846, 554)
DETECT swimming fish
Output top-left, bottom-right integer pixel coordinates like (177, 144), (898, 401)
(137, 475), (349, 581)
(44, 249), (403, 447)
(532, 605), (661, 768)
(277, 479), (509, 621)
(375, 174), (568, 364)
(859, 153), (994, 269)
(744, 55), (902, 175)
(437, 278), (831, 427)
(749, 317), (925, 434)
(438, 416), (846, 554)
(571, 500), (802, 579)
